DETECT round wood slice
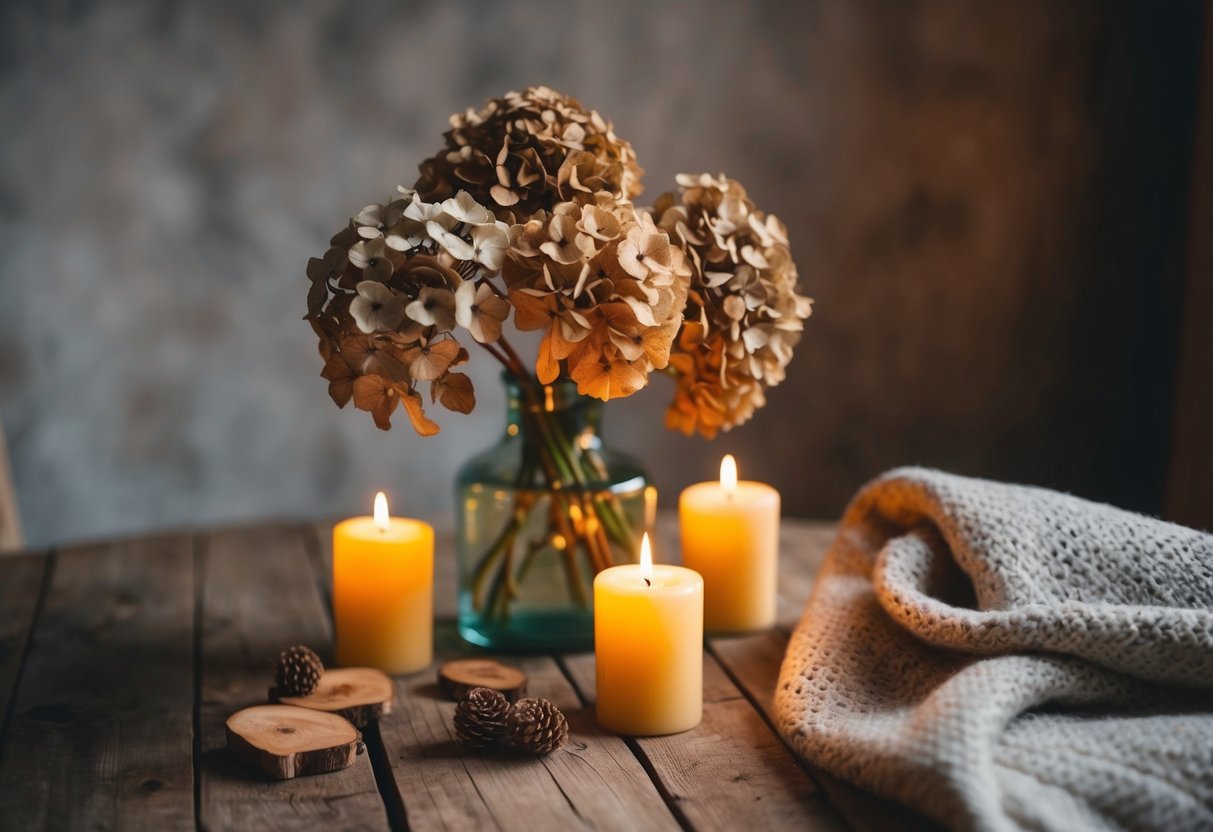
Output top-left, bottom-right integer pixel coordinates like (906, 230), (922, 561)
(225, 705), (360, 780)
(437, 659), (527, 702)
(270, 667), (395, 727)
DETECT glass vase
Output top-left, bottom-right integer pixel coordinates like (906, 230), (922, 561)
(454, 374), (652, 652)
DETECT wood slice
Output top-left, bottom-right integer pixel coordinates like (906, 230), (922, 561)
(270, 667), (395, 727)
(437, 659), (527, 702)
(225, 705), (360, 780)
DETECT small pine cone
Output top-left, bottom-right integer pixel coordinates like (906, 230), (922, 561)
(273, 645), (323, 696)
(504, 697), (569, 754)
(454, 687), (511, 749)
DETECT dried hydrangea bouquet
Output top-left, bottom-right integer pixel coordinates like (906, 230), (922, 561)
(306, 86), (812, 650)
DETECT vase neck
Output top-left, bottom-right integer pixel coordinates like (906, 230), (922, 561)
(504, 376), (603, 447)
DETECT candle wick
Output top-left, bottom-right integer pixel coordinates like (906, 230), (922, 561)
(644, 578), (651, 587)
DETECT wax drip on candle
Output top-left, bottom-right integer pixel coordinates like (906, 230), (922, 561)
(640, 532), (653, 587)
(720, 454), (738, 500)
(373, 491), (390, 532)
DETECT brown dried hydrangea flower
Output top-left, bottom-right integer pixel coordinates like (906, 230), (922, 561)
(414, 86), (644, 223)
(306, 188), (510, 434)
(502, 195), (689, 400)
(656, 174), (813, 438)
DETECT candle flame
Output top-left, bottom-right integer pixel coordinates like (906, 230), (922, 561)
(720, 454), (738, 494)
(373, 491), (390, 531)
(640, 532), (653, 585)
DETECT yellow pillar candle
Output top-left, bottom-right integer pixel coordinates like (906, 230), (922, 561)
(679, 455), (780, 633)
(594, 533), (703, 736)
(333, 492), (433, 675)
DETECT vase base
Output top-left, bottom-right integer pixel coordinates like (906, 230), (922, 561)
(458, 610), (594, 654)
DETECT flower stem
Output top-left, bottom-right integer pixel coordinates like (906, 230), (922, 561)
(464, 344), (644, 623)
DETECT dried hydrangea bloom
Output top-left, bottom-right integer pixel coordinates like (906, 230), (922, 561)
(503, 197), (689, 401)
(414, 86), (644, 223)
(656, 174), (813, 438)
(305, 190), (508, 434)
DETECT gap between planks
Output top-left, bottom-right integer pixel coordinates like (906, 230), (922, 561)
(304, 517), (848, 832)
(298, 521), (415, 832)
(196, 524), (388, 831)
(303, 521), (682, 832)
(0, 548), (54, 770)
(0, 534), (197, 830)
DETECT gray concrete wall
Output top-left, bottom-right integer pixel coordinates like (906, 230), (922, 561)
(0, 0), (1202, 546)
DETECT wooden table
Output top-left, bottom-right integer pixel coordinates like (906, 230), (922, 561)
(0, 516), (923, 831)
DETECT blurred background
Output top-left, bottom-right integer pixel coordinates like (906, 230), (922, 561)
(0, 0), (1210, 549)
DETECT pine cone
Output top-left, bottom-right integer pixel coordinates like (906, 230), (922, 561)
(273, 645), (323, 696)
(454, 687), (511, 749)
(504, 697), (569, 754)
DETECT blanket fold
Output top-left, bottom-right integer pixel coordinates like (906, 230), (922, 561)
(775, 468), (1213, 832)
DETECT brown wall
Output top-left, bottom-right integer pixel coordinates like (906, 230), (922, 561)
(0, 0), (1206, 546)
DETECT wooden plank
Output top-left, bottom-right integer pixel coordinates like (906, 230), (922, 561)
(772, 521), (837, 629)
(0, 534), (195, 830)
(374, 644), (679, 832)
(308, 523), (679, 829)
(0, 552), (46, 739)
(199, 524), (389, 831)
(711, 631), (940, 832)
(709, 521), (942, 832)
(305, 523), (679, 831)
(561, 649), (845, 831)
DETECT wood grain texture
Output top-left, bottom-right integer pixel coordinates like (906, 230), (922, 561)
(272, 667), (395, 727)
(199, 524), (388, 831)
(708, 521), (942, 832)
(375, 643), (679, 831)
(0, 534), (195, 831)
(0, 552), (45, 740)
(226, 705), (361, 780)
(562, 649), (844, 832)
(316, 515), (849, 830)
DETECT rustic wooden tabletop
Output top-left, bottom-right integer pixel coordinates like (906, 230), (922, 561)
(0, 515), (935, 831)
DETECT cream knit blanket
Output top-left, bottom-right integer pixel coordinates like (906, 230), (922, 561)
(775, 468), (1213, 832)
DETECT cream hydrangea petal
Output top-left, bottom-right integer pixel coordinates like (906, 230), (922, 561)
(425, 221), (475, 261)
(406, 286), (457, 332)
(350, 281), (405, 333)
(454, 280), (477, 330)
(470, 222), (509, 270)
(441, 191), (496, 225)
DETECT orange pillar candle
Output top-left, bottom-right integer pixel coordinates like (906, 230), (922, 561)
(679, 455), (780, 633)
(594, 533), (704, 736)
(333, 492), (434, 675)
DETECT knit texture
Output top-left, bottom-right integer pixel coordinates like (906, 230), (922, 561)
(775, 468), (1213, 832)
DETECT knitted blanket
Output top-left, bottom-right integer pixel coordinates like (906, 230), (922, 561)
(775, 468), (1213, 832)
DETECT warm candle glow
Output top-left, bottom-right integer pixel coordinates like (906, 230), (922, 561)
(595, 535), (705, 735)
(640, 532), (653, 584)
(373, 491), (390, 532)
(720, 454), (738, 494)
(334, 494), (434, 674)
(681, 459), (781, 633)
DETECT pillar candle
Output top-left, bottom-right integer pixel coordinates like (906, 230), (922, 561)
(679, 455), (780, 632)
(333, 492), (434, 675)
(594, 533), (703, 736)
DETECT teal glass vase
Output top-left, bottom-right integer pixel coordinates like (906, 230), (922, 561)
(454, 375), (651, 652)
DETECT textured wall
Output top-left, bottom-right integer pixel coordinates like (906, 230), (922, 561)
(0, 1), (1203, 547)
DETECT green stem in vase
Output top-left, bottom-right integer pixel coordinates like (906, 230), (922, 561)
(465, 341), (647, 624)
(470, 489), (534, 611)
